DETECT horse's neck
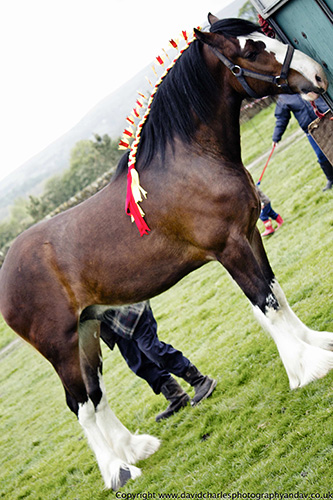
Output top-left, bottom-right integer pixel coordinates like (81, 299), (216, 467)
(197, 44), (243, 164)
(195, 93), (243, 164)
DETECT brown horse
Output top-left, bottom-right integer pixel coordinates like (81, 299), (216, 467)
(0, 15), (332, 490)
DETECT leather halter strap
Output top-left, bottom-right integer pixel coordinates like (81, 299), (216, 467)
(210, 44), (295, 98)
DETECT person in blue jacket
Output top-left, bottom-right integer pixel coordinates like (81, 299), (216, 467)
(99, 302), (217, 421)
(272, 95), (333, 191)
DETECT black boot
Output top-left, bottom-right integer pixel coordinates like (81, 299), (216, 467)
(319, 160), (333, 191)
(182, 363), (217, 406)
(155, 377), (190, 422)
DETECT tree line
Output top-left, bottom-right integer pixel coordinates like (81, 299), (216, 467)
(0, 134), (123, 252)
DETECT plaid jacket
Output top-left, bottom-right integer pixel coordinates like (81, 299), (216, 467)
(100, 301), (149, 348)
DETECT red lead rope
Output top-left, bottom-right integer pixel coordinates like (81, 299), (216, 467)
(310, 100), (326, 119)
(257, 143), (276, 185)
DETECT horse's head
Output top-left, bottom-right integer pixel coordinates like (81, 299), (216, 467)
(195, 15), (327, 101)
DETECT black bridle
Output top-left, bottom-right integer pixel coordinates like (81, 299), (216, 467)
(210, 44), (295, 98)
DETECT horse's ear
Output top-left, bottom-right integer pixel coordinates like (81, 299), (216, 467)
(208, 12), (219, 25)
(194, 29), (222, 48)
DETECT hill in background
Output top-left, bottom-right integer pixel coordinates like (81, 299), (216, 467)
(0, 0), (244, 221)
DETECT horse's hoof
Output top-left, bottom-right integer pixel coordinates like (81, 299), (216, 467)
(108, 463), (141, 490)
(119, 467), (132, 487)
(109, 466), (131, 490)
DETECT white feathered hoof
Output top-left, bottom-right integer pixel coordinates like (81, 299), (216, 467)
(301, 328), (333, 352)
(114, 433), (161, 465)
(129, 434), (161, 463)
(252, 304), (333, 390)
(286, 342), (333, 390)
(104, 460), (141, 490)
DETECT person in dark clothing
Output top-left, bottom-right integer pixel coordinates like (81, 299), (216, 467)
(99, 302), (217, 421)
(272, 94), (333, 191)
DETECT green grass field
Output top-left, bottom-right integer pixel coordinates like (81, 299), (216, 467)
(1, 104), (333, 499)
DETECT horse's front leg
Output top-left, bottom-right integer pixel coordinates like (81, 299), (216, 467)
(250, 227), (333, 352)
(79, 319), (160, 468)
(217, 232), (333, 389)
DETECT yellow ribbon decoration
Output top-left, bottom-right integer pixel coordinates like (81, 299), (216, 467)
(129, 168), (147, 221)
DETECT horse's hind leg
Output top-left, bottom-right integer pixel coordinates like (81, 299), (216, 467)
(79, 319), (160, 467)
(251, 227), (333, 352)
(218, 232), (333, 389)
(34, 316), (141, 490)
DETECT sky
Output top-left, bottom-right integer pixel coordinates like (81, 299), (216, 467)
(0, 0), (236, 184)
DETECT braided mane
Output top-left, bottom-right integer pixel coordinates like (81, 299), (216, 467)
(115, 18), (262, 235)
(117, 18), (261, 175)
(134, 39), (219, 170)
(136, 19), (261, 169)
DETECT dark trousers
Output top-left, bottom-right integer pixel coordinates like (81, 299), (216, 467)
(103, 307), (190, 394)
(307, 134), (333, 181)
(259, 202), (278, 222)
(307, 133), (328, 164)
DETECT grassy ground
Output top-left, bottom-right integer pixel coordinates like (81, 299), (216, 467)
(0, 104), (332, 499)
(240, 101), (299, 166)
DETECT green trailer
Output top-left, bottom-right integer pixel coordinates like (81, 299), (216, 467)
(250, 0), (333, 109)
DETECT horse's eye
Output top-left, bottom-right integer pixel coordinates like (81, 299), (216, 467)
(245, 51), (258, 61)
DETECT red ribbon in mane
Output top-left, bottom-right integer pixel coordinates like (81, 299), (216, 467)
(125, 165), (151, 236)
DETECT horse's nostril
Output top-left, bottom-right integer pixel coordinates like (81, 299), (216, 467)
(315, 75), (322, 83)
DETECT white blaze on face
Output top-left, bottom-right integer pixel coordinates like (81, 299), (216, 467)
(237, 33), (327, 97)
